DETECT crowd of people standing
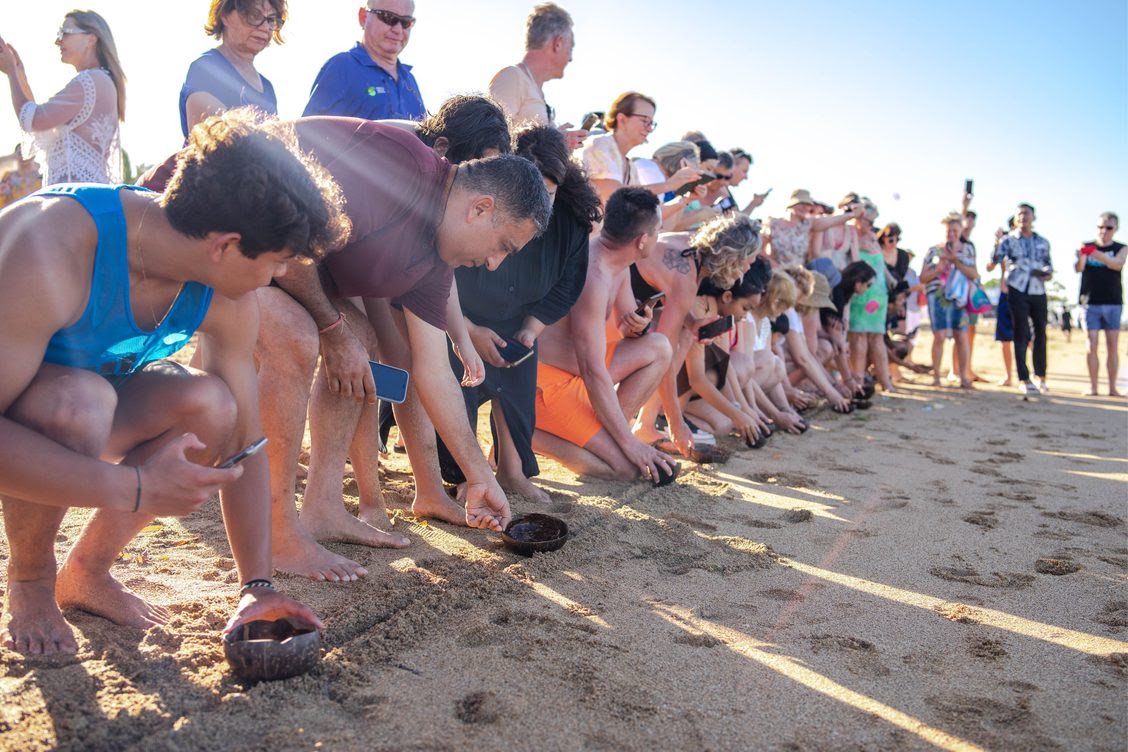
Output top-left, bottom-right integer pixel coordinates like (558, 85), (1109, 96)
(0, 1), (1122, 659)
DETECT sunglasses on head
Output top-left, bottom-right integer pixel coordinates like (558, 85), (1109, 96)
(366, 7), (415, 29)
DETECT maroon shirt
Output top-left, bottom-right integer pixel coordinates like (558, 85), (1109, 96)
(139, 117), (456, 330)
(296, 118), (455, 329)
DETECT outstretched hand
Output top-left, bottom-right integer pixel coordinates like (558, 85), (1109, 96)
(463, 480), (511, 532)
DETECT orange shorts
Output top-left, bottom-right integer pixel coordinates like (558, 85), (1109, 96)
(535, 341), (620, 447)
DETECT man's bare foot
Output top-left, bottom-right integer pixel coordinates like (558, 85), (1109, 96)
(357, 499), (391, 527)
(300, 505), (410, 549)
(960, 379), (975, 390)
(411, 489), (468, 526)
(1110, 389), (1123, 397)
(55, 565), (169, 630)
(497, 471), (551, 504)
(931, 377), (942, 387)
(997, 378), (1013, 386)
(1085, 388), (1099, 396)
(632, 423), (666, 446)
(3, 579), (78, 655)
(272, 526), (368, 582)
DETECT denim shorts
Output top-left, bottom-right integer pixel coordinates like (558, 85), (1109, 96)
(1085, 304), (1122, 331)
(928, 293), (967, 333)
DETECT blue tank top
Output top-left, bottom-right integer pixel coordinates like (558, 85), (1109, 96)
(42, 184), (214, 377)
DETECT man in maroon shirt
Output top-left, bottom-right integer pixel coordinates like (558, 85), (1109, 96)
(259, 118), (551, 581)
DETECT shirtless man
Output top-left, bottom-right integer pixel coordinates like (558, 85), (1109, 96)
(629, 214), (764, 459)
(533, 187), (677, 481)
(0, 112), (339, 655)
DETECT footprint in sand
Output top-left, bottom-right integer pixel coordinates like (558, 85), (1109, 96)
(968, 636), (1009, 660)
(760, 588), (805, 602)
(455, 691), (503, 724)
(783, 509), (813, 523)
(1034, 557), (1082, 575)
(808, 634), (890, 677)
(929, 566), (1035, 589)
(963, 511), (998, 529)
(1093, 601), (1128, 629)
(673, 632), (720, 648)
(1042, 510), (1124, 528)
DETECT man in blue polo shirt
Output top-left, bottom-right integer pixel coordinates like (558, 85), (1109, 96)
(304, 0), (426, 121)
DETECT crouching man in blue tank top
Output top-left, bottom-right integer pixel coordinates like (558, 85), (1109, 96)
(0, 110), (350, 655)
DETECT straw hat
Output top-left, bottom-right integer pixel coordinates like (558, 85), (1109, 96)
(805, 272), (836, 310)
(786, 189), (816, 209)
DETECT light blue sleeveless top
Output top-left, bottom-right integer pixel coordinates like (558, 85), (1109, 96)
(41, 184), (213, 377)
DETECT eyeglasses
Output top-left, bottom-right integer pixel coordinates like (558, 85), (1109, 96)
(713, 173), (732, 181)
(624, 113), (656, 129)
(242, 9), (285, 29)
(366, 8), (416, 29)
(55, 27), (89, 42)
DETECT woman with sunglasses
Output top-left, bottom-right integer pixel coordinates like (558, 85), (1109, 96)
(180, 0), (286, 139)
(0, 11), (125, 185)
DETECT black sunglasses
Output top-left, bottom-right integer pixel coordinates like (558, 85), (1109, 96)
(366, 8), (415, 29)
(1098, 225), (1115, 230)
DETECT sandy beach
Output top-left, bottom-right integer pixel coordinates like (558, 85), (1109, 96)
(2, 327), (1126, 752)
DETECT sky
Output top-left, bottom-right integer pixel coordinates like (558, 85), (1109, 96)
(3, 0), (1126, 299)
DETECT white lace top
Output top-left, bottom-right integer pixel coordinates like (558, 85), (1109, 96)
(19, 69), (120, 185)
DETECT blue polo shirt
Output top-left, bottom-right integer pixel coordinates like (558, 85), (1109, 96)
(303, 43), (426, 121)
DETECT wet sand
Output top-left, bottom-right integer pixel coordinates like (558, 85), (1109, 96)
(2, 328), (1126, 751)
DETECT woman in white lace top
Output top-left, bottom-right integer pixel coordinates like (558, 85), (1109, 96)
(0, 11), (126, 185)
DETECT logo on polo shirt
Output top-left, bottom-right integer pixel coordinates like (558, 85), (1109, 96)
(367, 86), (386, 96)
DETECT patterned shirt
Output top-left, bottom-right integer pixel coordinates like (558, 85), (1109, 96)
(993, 232), (1052, 295)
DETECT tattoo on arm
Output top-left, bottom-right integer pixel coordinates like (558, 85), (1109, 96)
(662, 246), (692, 274)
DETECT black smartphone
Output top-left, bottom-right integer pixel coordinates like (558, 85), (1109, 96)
(496, 339), (534, 367)
(369, 361), (410, 403)
(674, 172), (718, 197)
(218, 437), (268, 469)
(580, 112), (601, 131)
(635, 291), (665, 316)
(697, 315), (735, 341)
(965, 179), (974, 195)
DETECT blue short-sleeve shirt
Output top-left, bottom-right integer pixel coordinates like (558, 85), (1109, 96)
(303, 43), (426, 121)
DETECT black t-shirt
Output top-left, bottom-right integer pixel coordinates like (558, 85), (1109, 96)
(885, 248), (911, 285)
(1079, 241), (1125, 305)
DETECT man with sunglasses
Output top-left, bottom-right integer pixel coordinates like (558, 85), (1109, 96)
(304, 1), (425, 122)
(1075, 212), (1125, 396)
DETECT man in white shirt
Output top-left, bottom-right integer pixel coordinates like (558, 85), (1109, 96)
(488, 3), (586, 149)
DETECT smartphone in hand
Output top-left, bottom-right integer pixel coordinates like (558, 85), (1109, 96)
(496, 339), (535, 367)
(697, 315), (735, 341)
(217, 437), (268, 469)
(369, 361), (410, 403)
(635, 291), (665, 316)
(965, 179), (974, 195)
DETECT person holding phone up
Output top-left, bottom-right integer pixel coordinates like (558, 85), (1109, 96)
(0, 111), (341, 656)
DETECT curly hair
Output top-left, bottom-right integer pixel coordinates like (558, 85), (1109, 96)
(691, 213), (762, 289)
(513, 125), (602, 233)
(780, 265), (815, 299)
(416, 95), (511, 165)
(163, 109), (349, 260)
(764, 271), (798, 313)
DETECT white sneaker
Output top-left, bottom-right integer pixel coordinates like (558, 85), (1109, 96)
(1022, 382), (1040, 398)
(691, 428), (716, 445)
(1036, 379), (1049, 394)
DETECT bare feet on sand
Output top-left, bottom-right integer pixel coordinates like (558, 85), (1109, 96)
(3, 579), (78, 655)
(496, 472), (551, 504)
(300, 505), (410, 549)
(56, 564), (170, 630)
(997, 377), (1013, 386)
(272, 527), (369, 582)
(412, 489), (469, 526)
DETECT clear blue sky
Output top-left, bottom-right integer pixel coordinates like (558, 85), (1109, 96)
(3, 1), (1125, 297)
